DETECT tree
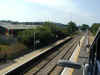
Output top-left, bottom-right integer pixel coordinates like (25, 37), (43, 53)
(43, 22), (57, 34)
(17, 29), (35, 46)
(17, 24), (55, 47)
(36, 26), (55, 46)
(80, 24), (89, 30)
(43, 21), (68, 39)
(17, 21), (69, 48)
(66, 21), (78, 35)
(91, 23), (100, 35)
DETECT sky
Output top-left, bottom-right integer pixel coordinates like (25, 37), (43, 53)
(0, 0), (100, 26)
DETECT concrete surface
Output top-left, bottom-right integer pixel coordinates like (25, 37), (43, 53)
(61, 36), (85, 75)
(72, 35), (89, 75)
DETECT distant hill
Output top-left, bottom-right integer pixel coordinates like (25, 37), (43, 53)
(51, 22), (66, 28)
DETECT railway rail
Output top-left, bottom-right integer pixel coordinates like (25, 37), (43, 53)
(6, 35), (82, 75)
(24, 35), (81, 75)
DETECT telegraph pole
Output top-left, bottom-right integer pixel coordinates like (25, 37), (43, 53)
(34, 32), (35, 50)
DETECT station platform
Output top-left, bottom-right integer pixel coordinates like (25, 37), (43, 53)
(60, 33), (93, 75)
(72, 35), (89, 75)
(0, 37), (70, 75)
(61, 36), (85, 75)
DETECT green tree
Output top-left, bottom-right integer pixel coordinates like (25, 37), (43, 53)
(43, 21), (68, 39)
(17, 21), (69, 48)
(17, 29), (35, 46)
(66, 21), (78, 35)
(36, 25), (55, 46)
(91, 23), (100, 35)
(17, 25), (55, 47)
(43, 22), (57, 34)
(80, 24), (89, 30)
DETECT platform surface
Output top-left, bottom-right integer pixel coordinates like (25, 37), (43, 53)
(0, 37), (70, 75)
(72, 35), (89, 75)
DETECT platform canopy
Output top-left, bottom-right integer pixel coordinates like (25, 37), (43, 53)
(0, 22), (41, 30)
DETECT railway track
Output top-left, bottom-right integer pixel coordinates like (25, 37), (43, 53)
(24, 35), (81, 75)
(49, 38), (78, 75)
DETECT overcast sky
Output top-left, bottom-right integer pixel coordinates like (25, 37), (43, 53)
(0, 0), (100, 25)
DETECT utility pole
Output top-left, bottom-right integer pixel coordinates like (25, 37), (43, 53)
(34, 32), (35, 50)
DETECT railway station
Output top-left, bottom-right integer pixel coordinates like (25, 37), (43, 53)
(0, 30), (96, 75)
(0, 21), (98, 75)
(0, 0), (100, 75)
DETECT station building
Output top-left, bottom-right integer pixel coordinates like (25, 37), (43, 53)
(0, 22), (41, 37)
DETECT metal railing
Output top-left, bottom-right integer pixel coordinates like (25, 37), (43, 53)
(88, 28), (100, 75)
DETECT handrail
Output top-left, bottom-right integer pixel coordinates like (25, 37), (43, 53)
(88, 28), (100, 75)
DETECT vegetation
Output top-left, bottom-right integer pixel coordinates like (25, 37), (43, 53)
(1, 20), (100, 61)
(17, 21), (78, 48)
(66, 21), (78, 35)
(0, 21), (79, 60)
(0, 43), (27, 59)
(80, 24), (89, 30)
(90, 23), (100, 35)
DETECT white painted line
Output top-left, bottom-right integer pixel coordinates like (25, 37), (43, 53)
(61, 36), (85, 75)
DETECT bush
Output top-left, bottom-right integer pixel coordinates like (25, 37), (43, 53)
(91, 23), (100, 35)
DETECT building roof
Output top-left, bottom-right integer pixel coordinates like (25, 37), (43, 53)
(0, 22), (41, 30)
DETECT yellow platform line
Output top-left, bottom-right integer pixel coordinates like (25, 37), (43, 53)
(61, 36), (85, 75)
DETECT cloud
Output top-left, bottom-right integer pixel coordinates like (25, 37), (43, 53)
(0, 0), (98, 25)
(25, 0), (64, 6)
(24, 0), (76, 9)
(24, 0), (79, 15)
